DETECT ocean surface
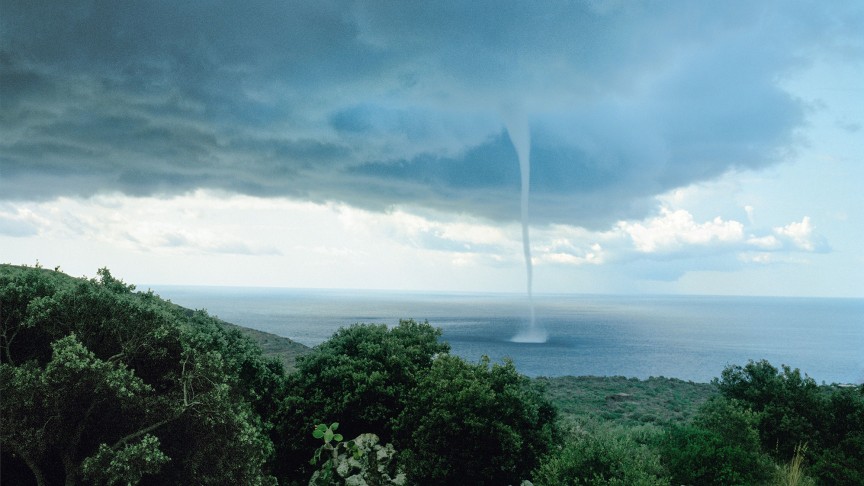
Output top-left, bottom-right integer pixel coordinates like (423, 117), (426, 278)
(148, 286), (863, 384)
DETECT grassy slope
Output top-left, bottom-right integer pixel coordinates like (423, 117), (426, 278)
(169, 305), (312, 371)
(537, 375), (717, 427)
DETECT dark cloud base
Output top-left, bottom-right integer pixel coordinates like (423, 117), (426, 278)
(2, 1), (860, 227)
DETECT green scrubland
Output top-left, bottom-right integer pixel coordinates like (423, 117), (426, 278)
(2, 264), (862, 485)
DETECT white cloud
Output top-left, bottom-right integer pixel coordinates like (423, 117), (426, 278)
(0, 186), (845, 295)
(335, 206), (518, 256)
(0, 206), (46, 237)
(537, 243), (606, 266)
(617, 208), (744, 253)
(774, 216), (816, 251)
(746, 235), (781, 250)
(4, 192), (317, 256)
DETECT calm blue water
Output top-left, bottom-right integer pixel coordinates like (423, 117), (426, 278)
(148, 286), (863, 384)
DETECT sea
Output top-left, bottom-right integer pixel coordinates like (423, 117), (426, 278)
(147, 286), (863, 385)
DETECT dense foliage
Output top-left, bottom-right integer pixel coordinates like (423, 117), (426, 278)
(396, 355), (556, 485)
(275, 320), (556, 485)
(659, 397), (773, 485)
(3, 265), (862, 485)
(533, 423), (668, 486)
(1, 267), (283, 485)
(715, 360), (864, 485)
(275, 320), (450, 480)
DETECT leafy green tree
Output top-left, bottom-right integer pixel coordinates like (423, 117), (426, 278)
(276, 320), (449, 480)
(396, 355), (556, 486)
(0, 266), (282, 485)
(691, 397), (764, 456)
(659, 397), (772, 485)
(714, 360), (827, 460)
(0, 266), (60, 365)
(1, 333), (164, 486)
(714, 360), (864, 484)
(807, 386), (864, 485)
(277, 321), (556, 485)
(81, 435), (169, 486)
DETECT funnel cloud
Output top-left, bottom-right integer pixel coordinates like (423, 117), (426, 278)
(503, 112), (547, 343)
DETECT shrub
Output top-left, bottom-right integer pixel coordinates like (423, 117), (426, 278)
(0, 267), (282, 485)
(396, 355), (556, 485)
(532, 422), (669, 486)
(659, 397), (772, 485)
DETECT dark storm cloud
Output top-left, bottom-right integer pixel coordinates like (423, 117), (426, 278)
(2, 1), (861, 226)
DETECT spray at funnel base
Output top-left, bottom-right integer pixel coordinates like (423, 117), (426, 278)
(503, 114), (547, 344)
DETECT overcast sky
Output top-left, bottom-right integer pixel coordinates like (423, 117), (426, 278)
(2, 1), (863, 297)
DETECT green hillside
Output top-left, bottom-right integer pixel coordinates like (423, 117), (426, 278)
(217, 321), (310, 371)
(0, 264), (311, 370)
(538, 375), (717, 427)
(3, 264), (861, 485)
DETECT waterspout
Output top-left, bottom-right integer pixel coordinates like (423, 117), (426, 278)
(503, 112), (547, 344)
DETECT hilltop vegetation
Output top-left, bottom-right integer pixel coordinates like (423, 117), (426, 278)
(2, 265), (862, 485)
(1, 265), (284, 485)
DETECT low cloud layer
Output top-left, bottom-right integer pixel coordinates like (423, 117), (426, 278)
(1, 192), (824, 276)
(3, 1), (861, 227)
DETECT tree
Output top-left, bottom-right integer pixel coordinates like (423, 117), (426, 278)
(714, 360), (827, 460)
(0, 265), (60, 365)
(714, 360), (864, 485)
(805, 386), (864, 485)
(395, 355), (556, 485)
(659, 397), (772, 485)
(1, 333), (169, 486)
(276, 320), (557, 485)
(276, 320), (449, 481)
(0, 266), (282, 485)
